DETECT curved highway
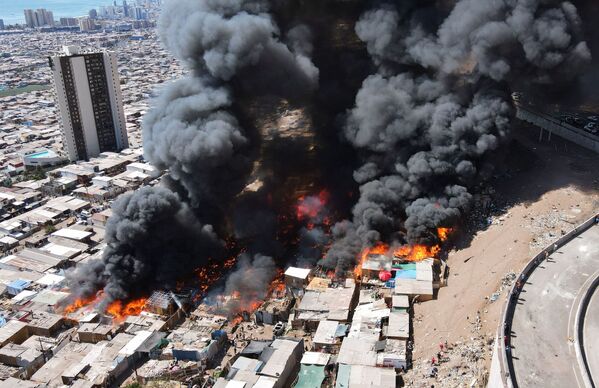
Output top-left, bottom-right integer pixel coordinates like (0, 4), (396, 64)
(583, 276), (599, 385)
(505, 221), (599, 387)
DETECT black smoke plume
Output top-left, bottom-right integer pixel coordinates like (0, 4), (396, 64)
(66, 187), (222, 307)
(322, 0), (591, 274)
(66, 0), (593, 303)
(66, 0), (319, 307)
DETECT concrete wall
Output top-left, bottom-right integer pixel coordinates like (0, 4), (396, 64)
(516, 104), (599, 154)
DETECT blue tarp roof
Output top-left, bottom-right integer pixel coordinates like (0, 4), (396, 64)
(395, 269), (417, 279)
(7, 279), (30, 289)
(335, 324), (349, 338)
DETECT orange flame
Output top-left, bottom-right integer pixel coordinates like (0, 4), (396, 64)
(63, 296), (96, 314)
(106, 298), (147, 322)
(226, 269), (285, 326)
(354, 227), (453, 277)
(355, 242), (389, 278)
(230, 316), (243, 326)
(437, 227), (452, 242)
(393, 244), (440, 261)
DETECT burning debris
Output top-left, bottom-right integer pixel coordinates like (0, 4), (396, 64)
(65, 187), (222, 311)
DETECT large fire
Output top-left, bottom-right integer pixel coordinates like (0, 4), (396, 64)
(106, 298), (147, 322)
(354, 227), (453, 278)
(62, 295), (147, 323)
(63, 296), (97, 314)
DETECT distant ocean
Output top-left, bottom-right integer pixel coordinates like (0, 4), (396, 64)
(0, 0), (117, 25)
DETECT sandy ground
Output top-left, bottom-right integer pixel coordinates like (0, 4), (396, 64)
(405, 123), (599, 386)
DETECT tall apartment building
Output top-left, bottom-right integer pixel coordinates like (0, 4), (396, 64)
(24, 9), (54, 28)
(134, 7), (146, 20)
(49, 46), (129, 161)
(60, 17), (78, 27)
(24, 9), (35, 28)
(0, 19), (4, 30)
(78, 17), (95, 32)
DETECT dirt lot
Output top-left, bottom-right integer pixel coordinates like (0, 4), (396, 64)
(404, 123), (599, 387)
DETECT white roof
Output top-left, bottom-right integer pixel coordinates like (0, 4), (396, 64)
(387, 312), (410, 339)
(394, 278), (433, 296)
(0, 236), (18, 245)
(34, 273), (65, 287)
(301, 351), (331, 366)
(347, 365), (396, 387)
(40, 242), (81, 258)
(231, 356), (262, 372)
(255, 376), (277, 388)
(92, 176), (112, 182)
(260, 339), (300, 378)
(118, 330), (153, 356)
(51, 228), (92, 241)
(12, 290), (37, 302)
(224, 381), (246, 388)
(337, 337), (378, 366)
(313, 320), (340, 345)
(392, 295), (409, 308)
(284, 267), (311, 280)
(31, 290), (69, 306)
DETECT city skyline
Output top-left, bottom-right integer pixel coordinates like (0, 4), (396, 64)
(0, 0), (156, 26)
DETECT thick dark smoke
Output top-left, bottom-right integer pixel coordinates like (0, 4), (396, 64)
(218, 254), (276, 315)
(158, 0), (318, 96)
(66, 187), (222, 306)
(322, 0), (591, 274)
(66, 0), (319, 308)
(406, 0), (590, 82)
(66, 0), (593, 304)
(143, 76), (250, 210)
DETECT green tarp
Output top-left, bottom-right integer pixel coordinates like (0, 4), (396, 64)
(295, 364), (326, 388)
(335, 364), (351, 388)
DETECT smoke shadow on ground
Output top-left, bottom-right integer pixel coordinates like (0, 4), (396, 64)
(453, 121), (599, 252)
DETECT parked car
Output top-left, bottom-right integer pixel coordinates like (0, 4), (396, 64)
(584, 122), (598, 134)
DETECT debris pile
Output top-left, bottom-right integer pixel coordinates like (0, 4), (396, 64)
(526, 207), (576, 249)
(403, 334), (494, 388)
(487, 271), (517, 303)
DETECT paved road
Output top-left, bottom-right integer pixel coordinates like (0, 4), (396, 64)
(583, 280), (599, 384)
(510, 224), (599, 388)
